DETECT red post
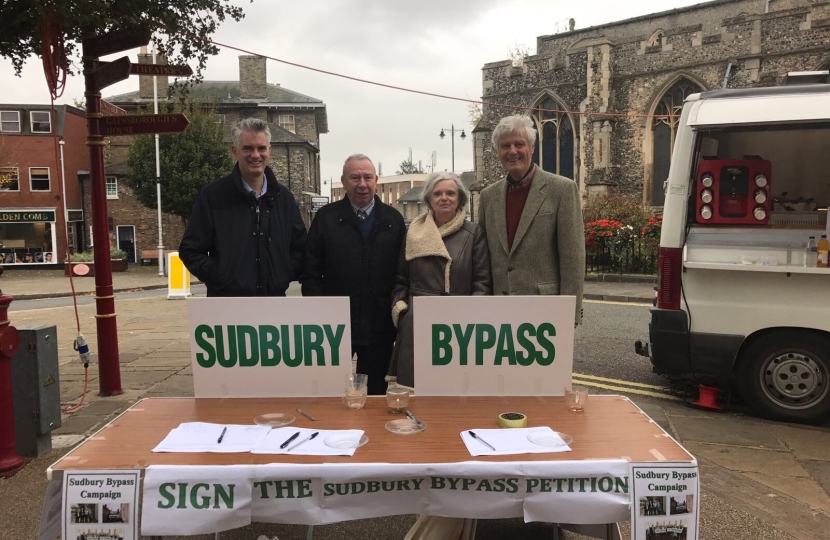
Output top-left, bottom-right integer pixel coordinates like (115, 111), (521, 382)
(0, 295), (23, 474)
(83, 43), (123, 396)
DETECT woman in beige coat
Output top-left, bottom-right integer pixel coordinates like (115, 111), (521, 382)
(387, 172), (492, 388)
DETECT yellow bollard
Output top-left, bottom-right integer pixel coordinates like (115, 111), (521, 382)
(167, 252), (192, 300)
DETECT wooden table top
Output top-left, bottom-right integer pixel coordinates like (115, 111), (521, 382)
(51, 395), (693, 471)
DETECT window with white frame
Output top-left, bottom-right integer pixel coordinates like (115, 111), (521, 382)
(30, 111), (52, 133)
(215, 114), (226, 124)
(0, 111), (20, 133)
(30, 167), (50, 191)
(106, 176), (118, 197)
(0, 167), (19, 191)
(278, 114), (295, 133)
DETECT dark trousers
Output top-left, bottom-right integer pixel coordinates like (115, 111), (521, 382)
(354, 342), (394, 396)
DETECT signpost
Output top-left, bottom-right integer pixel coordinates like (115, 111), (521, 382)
(82, 27), (192, 396)
(100, 114), (190, 136)
(129, 63), (193, 77)
(311, 196), (329, 213)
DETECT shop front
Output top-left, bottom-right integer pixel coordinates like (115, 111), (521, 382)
(0, 208), (57, 265)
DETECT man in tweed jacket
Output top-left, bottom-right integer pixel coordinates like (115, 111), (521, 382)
(478, 114), (585, 324)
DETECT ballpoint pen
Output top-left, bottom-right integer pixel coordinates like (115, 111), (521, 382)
(468, 430), (496, 451)
(280, 431), (301, 449)
(405, 410), (424, 429)
(217, 426), (228, 444)
(296, 408), (316, 421)
(287, 432), (319, 452)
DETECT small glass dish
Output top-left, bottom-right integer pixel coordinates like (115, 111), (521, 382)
(385, 418), (426, 434)
(527, 430), (573, 448)
(254, 413), (295, 428)
(324, 433), (369, 449)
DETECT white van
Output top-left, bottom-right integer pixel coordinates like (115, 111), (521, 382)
(636, 77), (830, 425)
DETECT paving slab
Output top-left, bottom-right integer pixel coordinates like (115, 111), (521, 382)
(669, 414), (785, 449)
(125, 356), (190, 368)
(119, 369), (177, 389)
(800, 460), (830, 497)
(53, 414), (109, 436)
(767, 424), (830, 461)
(744, 472), (830, 514)
(144, 374), (195, 396)
(76, 399), (134, 416)
(685, 442), (810, 477)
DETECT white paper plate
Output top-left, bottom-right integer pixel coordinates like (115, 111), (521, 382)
(527, 430), (573, 447)
(254, 413), (295, 428)
(324, 433), (369, 449)
(386, 418), (426, 434)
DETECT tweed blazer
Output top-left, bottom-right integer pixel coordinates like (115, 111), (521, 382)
(477, 167), (585, 323)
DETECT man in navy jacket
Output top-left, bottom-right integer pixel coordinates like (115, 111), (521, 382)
(180, 118), (306, 296)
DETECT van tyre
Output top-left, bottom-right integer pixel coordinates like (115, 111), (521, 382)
(738, 331), (830, 425)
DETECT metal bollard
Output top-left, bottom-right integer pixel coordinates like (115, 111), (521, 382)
(0, 294), (22, 474)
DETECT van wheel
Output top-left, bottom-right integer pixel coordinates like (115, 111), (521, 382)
(738, 331), (830, 425)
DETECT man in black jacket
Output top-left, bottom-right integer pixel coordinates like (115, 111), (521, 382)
(180, 118), (306, 297)
(302, 154), (405, 394)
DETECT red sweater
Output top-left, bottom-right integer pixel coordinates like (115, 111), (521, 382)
(506, 182), (531, 250)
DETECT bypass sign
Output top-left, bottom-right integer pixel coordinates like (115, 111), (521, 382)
(413, 296), (576, 396)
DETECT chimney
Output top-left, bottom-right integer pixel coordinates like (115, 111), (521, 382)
(137, 47), (169, 100)
(239, 55), (267, 99)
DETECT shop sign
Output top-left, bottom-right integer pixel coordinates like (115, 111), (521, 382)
(413, 296), (576, 396)
(0, 210), (56, 223)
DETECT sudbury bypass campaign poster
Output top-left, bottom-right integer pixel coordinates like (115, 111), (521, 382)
(62, 470), (139, 540)
(631, 464), (700, 540)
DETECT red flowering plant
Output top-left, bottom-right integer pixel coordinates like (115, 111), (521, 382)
(584, 219), (626, 253)
(642, 215), (663, 245)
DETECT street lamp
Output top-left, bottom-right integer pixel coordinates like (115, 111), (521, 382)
(439, 124), (466, 173)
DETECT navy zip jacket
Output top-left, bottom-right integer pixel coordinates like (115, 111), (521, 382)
(179, 164), (307, 297)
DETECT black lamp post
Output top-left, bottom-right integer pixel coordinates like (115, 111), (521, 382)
(439, 124), (467, 173)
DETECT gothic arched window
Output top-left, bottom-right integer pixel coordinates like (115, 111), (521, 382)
(651, 78), (703, 205)
(530, 97), (575, 179)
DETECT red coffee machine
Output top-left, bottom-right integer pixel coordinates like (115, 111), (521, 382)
(695, 158), (771, 225)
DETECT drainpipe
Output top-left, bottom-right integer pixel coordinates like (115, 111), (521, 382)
(286, 144), (292, 191)
(722, 62), (733, 89)
(765, 0), (770, 13)
(59, 139), (69, 257)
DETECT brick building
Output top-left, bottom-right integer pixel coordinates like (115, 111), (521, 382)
(331, 173), (429, 220)
(0, 104), (88, 267)
(95, 54), (328, 262)
(473, 0), (830, 211)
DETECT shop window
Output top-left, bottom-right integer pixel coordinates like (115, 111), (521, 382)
(30, 167), (50, 191)
(106, 176), (118, 198)
(0, 219), (55, 264)
(0, 111), (20, 133)
(67, 209), (84, 222)
(651, 78), (703, 206)
(278, 114), (295, 133)
(0, 167), (19, 191)
(30, 111), (51, 133)
(529, 96), (575, 179)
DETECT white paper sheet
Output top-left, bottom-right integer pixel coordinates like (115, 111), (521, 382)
(251, 427), (365, 456)
(460, 427), (572, 456)
(152, 422), (271, 453)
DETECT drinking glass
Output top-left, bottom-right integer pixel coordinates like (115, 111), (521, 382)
(343, 373), (368, 409)
(386, 386), (410, 414)
(565, 386), (589, 412)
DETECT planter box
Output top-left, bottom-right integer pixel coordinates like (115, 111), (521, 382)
(64, 259), (128, 277)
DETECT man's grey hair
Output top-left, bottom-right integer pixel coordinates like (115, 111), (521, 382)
(422, 172), (469, 210)
(491, 114), (537, 149)
(342, 154), (375, 176)
(232, 118), (272, 147)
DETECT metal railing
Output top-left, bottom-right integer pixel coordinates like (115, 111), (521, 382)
(585, 241), (658, 275)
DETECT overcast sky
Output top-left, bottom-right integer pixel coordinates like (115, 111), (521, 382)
(1, 0), (704, 194)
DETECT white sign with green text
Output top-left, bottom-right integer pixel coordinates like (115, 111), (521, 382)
(413, 296), (576, 396)
(139, 459), (633, 533)
(62, 469), (139, 540)
(187, 298), (352, 397)
(631, 463), (700, 540)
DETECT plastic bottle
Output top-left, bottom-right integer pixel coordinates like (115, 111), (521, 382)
(805, 236), (818, 267)
(818, 234), (830, 268)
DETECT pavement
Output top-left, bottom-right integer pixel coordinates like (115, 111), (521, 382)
(1, 266), (828, 540)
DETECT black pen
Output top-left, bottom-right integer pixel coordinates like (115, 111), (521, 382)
(468, 430), (496, 451)
(287, 431), (319, 452)
(217, 426), (228, 444)
(280, 431), (301, 449)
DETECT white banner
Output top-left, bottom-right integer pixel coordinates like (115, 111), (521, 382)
(139, 460), (635, 534)
(141, 465), (253, 536)
(187, 297), (352, 397)
(62, 469), (139, 540)
(630, 463), (700, 540)
(413, 296), (576, 396)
